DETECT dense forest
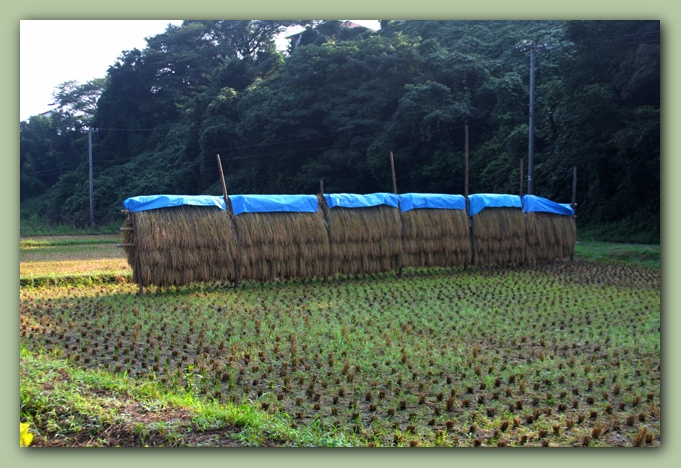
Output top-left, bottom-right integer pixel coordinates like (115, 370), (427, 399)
(19, 20), (660, 242)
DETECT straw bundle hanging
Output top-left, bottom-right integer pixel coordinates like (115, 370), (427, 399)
(400, 208), (471, 268)
(324, 201), (403, 276)
(525, 212), (576, 263)
(121, 205), (238, 287)
(470, 208), (526, 267)
(233, 210), (329, 282)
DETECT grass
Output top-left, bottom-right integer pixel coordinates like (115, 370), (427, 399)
(574, 241), (660, 269)
(19, 235), (660, 447)
(20, 235), (130, 286)
(19, 347), (352, 447)
(20, 235), (121, 248)
(20, 213), (121, 237)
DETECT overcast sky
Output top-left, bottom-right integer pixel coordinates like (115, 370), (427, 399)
(19, 20), (380, 122)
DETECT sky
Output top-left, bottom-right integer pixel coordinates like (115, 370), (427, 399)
(19, 20), (380, 122)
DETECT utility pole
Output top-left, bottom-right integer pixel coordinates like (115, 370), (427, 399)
(88, 128), (96, 228)
(528, 41), (536, 195)
(464, 125), (469, 213)
(518, 40), (547, 195)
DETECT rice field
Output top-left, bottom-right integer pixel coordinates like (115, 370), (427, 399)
(19, 237), (660, 447)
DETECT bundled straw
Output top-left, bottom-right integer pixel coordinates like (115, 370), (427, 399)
(470, 208), (526, 267)
(233, 211), (329, 282)
(400, 208), (471, 268)
(525, 212), (576, 263)
(122, 206), (238, 287)
(324, 201), (403, 276)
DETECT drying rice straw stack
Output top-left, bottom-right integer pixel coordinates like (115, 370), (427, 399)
(322, 193), (402, 276)
(399, 193), (471, 268)
(469, 194), (526, 267)
(121, 195), (238, 287)
(231, 194), (329, 282)
(523, 195), (576, 264)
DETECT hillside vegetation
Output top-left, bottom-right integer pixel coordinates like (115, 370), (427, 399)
(20, 20), (659, 243)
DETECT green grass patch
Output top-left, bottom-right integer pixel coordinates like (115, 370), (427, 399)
(20, 213), (121, 237)
(574, 241), (660, 268)
(20, 271), (132, 288)
(576, 222), (659, 245)
(21, 235), (121, 248)
(20, 235), (129, 283)
(20, 346), (355, 447)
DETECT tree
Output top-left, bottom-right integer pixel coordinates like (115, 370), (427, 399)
(543, 20), (660, 237)
(20, 113), (88, 202)
(209, 20), (304, 58)
(50, 78), (106, 122)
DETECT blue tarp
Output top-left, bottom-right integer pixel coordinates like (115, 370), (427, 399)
(230, 194), (319, 216)
(324, 193), (399, 209)
(399, 193), (466, 212)
(123, 194), (319, 214)
(522, 195), (574, 216)
(123, 195), (226, 213)
(468, 193), (522, 217)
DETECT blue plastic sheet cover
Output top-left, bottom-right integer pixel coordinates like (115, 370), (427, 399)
(399, 193), (466, 212)
(123, 195), (225, 213)
(324, 193), (399, 209)
(230, 194), (319, 215)
(468, 193), (522, 217)
(522, 195), (574, 216)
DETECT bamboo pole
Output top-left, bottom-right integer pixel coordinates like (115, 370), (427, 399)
(132, 212), (143, 296)
(519, 158), (524, 198)
(216, 154), (239, 288)
(389, 152), (403, 276)
(216, 154), (230, 214)
(390, 152), (398, 194)
(571, 166), (577, 213)
(319, 179), (328, 282)
(570, 166), (577, 262)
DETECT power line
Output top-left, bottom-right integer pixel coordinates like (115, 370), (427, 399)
(22, 162), (84, 177)
(89, 111), (545, 167)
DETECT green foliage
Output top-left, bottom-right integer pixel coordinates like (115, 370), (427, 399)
(51, 78), (106, 120)
(20, 20), (659, 242)
(574, 241), (659, 268)
(20, 212), (120, 237)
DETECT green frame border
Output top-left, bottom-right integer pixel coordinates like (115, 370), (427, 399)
(8, 2), (674, 467)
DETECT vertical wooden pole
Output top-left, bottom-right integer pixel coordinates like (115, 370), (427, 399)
(319, 179), (329, 283)
(319, 179), (331, 283)
(389, 152), (403, 276)
(88, 129), (94, 228)
(216, 154), (239, 288)
(390, 152), (398, 194)
(571, 166), (577, 212)
(570, 166), (577, 262)
(216, 154), (230, 212)
(464, 125), (471, 270)
(519, 158), (524, 198)
(131, 212), (143, 296)
(465, 125), (469, 212)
